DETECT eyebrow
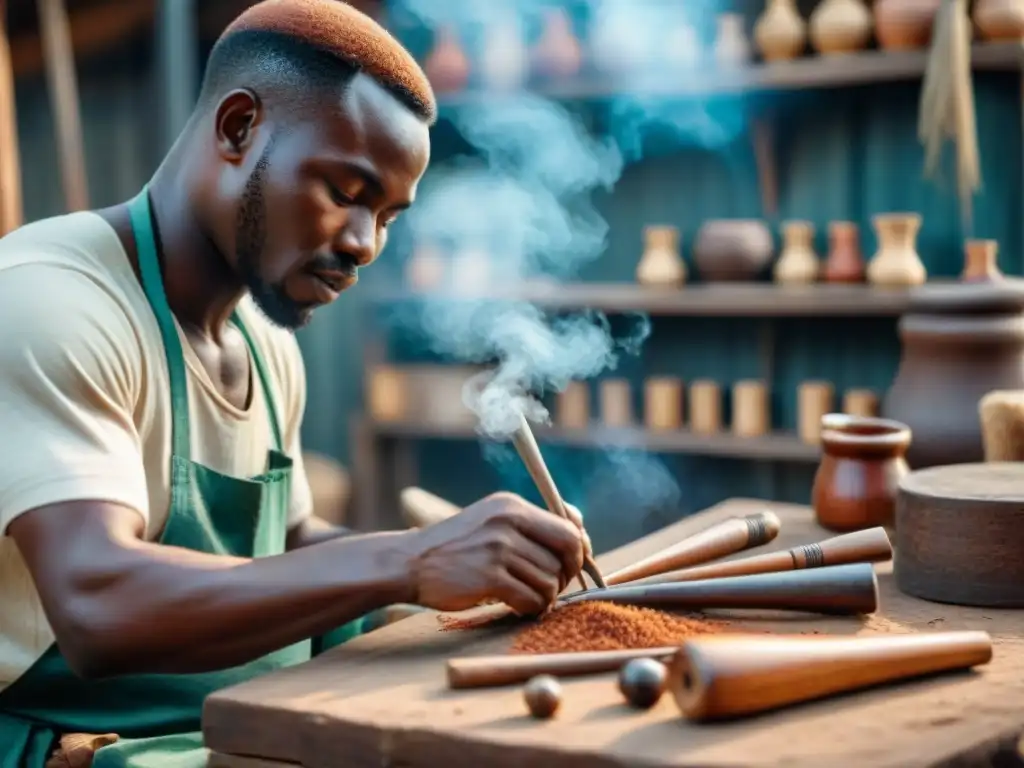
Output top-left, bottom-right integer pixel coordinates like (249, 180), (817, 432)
(329, 159), (412, 211)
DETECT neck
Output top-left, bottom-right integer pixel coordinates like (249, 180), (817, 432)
(146, 143), (244, 342)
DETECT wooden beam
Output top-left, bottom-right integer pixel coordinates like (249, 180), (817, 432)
(10, 0), (154, 79)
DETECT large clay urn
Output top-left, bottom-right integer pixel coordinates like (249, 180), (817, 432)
(882, 280), (1024, 468)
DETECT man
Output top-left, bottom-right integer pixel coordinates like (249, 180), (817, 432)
(0, 1), (587, 766)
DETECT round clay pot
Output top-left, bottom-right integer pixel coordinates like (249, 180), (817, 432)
(423, 25), (470, 93)
(867, 213), (927, 287)
(811, 414), (911, 533)
(774, 220), (819, 284)
(823, 221), (865, 283)
(875, 0), (941, 50)
(693, 220), (775, 282)
(532, 7), (583, 80)
(882, 280), (1024, 468)
(974, 0), (1024, 42)
(810, 0), (874, 54)
(755, 0), (808, 62)
(636, 225), (686, 287)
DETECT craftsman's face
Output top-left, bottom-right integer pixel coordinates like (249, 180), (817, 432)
(216, 74), (430, 329)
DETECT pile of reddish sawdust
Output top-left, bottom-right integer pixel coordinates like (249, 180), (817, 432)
(504, 602), (728, 654)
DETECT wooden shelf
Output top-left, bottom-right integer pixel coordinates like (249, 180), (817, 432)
(438, 42), (1024, 107)
(368, 282), (914, 317)
(367, 418), (821, 463)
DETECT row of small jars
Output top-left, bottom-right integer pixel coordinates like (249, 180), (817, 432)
(555, 377), (880, 446)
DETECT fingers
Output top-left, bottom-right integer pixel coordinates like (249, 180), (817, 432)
(506, 501), (584, 585)
(563, 503), (593, 558)
(506, 552), (560, 608)
(491, 570), (550, 617)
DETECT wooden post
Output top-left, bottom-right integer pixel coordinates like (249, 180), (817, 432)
(0, 0), (23, 234)
(156, 0), (197, 153)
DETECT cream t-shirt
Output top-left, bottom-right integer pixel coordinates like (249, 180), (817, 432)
(0, 211), (313, 691)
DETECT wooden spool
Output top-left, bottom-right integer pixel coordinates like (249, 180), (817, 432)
(896, 463), (1024, 607)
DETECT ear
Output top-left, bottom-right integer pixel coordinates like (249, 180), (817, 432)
(214, 89), (264, 163)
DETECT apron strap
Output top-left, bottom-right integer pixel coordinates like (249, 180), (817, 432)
(127, 189), (285, 456)
(128, 190), (192, 462)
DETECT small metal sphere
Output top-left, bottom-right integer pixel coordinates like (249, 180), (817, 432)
(523, 674), (562, 719)
(618, 658), (667, 710)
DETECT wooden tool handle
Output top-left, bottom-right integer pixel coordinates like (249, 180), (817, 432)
(447, 646), (678, 689)
(670, 630), (992, 721)
(639, 527), (893, 585)
(512, 414), (603, 590)
(605, 510), (782, 586)
(562, 563), (878, 615)
(400, 487), (461, 528)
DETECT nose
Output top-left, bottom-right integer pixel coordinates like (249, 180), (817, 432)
(334, 207), (377, 268)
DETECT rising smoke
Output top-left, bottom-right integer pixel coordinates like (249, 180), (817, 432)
(386, 0), (743, 526)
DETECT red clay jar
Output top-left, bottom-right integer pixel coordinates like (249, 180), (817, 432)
(822, 221), (865, 283)
(811, 414), (911, 533)
(875, 0), (941, 50)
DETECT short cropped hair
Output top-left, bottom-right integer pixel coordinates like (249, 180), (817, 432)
(197, 0), (436, 124)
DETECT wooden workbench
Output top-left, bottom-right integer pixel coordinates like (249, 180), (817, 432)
(204, 498), (1024, 768)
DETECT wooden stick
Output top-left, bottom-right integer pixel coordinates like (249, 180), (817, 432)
(670, 631), (993, 722)
(400, 487), (461, 528)
(511, 413), (605, 590)
(604, 510), (782, 586)
(37, 0), (89, 212)
(0, 0), (23, 235)
(561, 563), (878, 615)
(447, 646), (678, 690)
(629, 527), (892, 586)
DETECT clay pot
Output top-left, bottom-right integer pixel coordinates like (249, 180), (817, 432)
(874, 0), (941, 50)
(774, 220), (819, 284)
(424, 26), (470, 93)
(867, 213), (927, 287)
(665, 21), (703, 69)
(812, 414), (911, 533)
(557, 381), (590, 429)
(644, 377), (683, 431)
(974, 0), (1024, 41)
(693, 220), (774, 282)
(690, 380), (722, 434)
(810, 0), (874, 54)
(882, 280), (1024, 468)
(405, 244), (447, 291)
(532, 8), (582, 80)
(823, 221), (865, 283)
(754, 0), (808, 62)
(715, 13), (753, 67)
(732, 380), (769, 437)
(600, 379), (633, 427)
(961, 239), (1004, 283)
(798, 380), (835, 445)
(637, 225), (686, 287)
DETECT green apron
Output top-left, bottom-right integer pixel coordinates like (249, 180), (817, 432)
(0, 190), (362, 768)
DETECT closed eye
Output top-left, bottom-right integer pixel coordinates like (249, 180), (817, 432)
(324, 180), (354, 207)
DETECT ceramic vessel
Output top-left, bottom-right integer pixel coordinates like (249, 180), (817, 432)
(636, 225), (686, 287)
(690, 380), (722, 434)
(479, 16), (529, 90)
(798, 380), (835, 445)
(644, 377), (683, 431)
(883, 279), (1024, 467)
(875, 0), (941, 50)
(812, 414), (911, 533)
(961, 239), (1004, 283)
(810, 0), (873, 54)
(867, 213), (926, 287)
(532, 8), (583, 80)
(774, 220), (819, 284)
(732, 380), (769, 437)
(693, 220), (775, 282)
(590, 4), (649, 73)
(600, 379), (633, 427)
(424, 25), (470, 92)
(754, 0), (808, 61)
(715, 13), (753, 66)
(974, 0), (1024, 41)
(405, 244), (447, 291)
(823, 221), (865, 283)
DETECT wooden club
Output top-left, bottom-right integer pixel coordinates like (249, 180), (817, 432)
(669, 631), (993, 721)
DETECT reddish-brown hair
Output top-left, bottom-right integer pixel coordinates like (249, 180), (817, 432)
(215, 0), (436, 123)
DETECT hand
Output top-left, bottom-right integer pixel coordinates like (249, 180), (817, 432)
(562, 503), (593, 562)
(405, 492), (585, 615)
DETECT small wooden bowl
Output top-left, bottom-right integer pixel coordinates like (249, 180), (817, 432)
(896, 463), (1024, 607)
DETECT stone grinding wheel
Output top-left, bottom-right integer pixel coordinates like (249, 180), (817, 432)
(895, 463), (1024, 607)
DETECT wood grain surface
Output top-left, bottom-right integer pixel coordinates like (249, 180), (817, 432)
(204, 499), (1024, 768)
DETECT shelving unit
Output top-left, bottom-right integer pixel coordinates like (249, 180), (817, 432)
(350, 13), (1024, 541)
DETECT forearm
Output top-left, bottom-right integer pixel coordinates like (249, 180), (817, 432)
(286, 515), (355, 550)
(64, 529), (416, 677)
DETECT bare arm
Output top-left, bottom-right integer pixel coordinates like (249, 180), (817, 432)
(286, 516), (354, 550)
(9, 501), (416, 679)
